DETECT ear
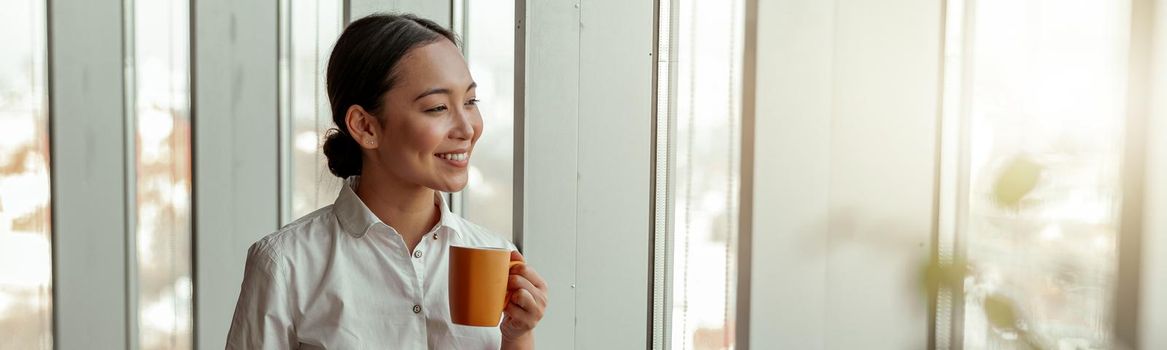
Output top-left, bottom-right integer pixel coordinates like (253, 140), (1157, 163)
(345, 105), (382, 149)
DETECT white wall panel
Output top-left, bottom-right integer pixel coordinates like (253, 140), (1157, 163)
(49, 0), (131, 347)
(1138, 0), (1167, 348)
(192, 0), (280, 348)
(745, 0), (833, 347)
(576, 0), (654, 347)
(519, 0), (654, 348)
(517, 0), (580, 347)
(748, 0), (943, 348)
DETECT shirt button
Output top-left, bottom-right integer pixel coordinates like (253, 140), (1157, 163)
(413, 250), (423, 259)
(413, 305), (422, 314)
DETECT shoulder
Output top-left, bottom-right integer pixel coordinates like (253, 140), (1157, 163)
(245, 205), (339, 276)
(449, 215), (516, 251)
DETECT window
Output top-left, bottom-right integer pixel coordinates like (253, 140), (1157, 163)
(0, 0), (52, 348)
(460, 0), (515, 238)
(281, 0), (343, 223)
(656, 0), (744, 348)
(130, 0), (193, 347)
(940, 0), (1132, 348)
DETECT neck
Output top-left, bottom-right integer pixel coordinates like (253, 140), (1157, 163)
(354, 165), (440, 252)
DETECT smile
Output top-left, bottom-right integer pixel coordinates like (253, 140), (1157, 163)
(436, 152), (468, 161)
(435, 152), (470, 168)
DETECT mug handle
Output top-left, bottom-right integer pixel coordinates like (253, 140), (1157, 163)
(504, 260), (525, 309)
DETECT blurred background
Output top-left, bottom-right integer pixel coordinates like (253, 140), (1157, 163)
(1, 0), (1165, 349)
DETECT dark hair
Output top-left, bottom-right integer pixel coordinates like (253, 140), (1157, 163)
(322, 13), (458, 178)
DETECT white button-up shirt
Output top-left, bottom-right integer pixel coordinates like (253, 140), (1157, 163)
(226, 178), (515, 349)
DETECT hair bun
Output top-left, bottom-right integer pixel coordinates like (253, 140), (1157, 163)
(322, 129), (362, 178)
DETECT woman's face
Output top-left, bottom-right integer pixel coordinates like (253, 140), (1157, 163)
(371, 39), (482, 192)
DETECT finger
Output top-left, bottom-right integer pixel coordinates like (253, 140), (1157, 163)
(509, 250), (525, 263)
(508, 251), (527, 275)
(508, 276), (548, 305)
(502, 302), (538, 330)
(508, 263), (548, 293)
(508, 275), (547, 307)
(503, 297), (534, 318)
(506, 290), (544, 321)
(514, 288), (537, 311)
(516, 264), (548, 291)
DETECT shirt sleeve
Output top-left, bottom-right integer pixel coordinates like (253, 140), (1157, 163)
(225, 242), (296, 349)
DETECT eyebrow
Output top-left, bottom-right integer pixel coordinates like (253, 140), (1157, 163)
(414, 82), (478, 101)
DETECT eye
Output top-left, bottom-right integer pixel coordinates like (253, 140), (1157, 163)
(425, 105), (448, 113)
(466, 98), (480, 106)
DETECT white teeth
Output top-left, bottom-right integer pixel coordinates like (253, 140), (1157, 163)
(438, 152), (468, 161)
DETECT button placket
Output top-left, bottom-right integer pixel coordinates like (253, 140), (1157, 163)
(411, 231), (435, 296)
(385, 224), (428, 309)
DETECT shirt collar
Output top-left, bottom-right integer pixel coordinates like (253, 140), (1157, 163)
(334, 176), (461, 239)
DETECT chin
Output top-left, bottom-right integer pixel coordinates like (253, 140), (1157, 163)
(430, 179), (468, 193)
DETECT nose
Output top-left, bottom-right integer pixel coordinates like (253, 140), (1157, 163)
(451, 106), (475, 141)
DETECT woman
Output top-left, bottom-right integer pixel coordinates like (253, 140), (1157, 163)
(226, 14), (548, 349)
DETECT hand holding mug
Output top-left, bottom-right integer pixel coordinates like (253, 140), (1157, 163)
(448, 247), (547, 345)
(499, 251), (547, 342)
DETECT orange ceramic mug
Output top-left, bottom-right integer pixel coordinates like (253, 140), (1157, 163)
(448, 246), (523, 326)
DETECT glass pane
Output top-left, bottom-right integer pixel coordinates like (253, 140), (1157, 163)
(462, 0), (515, 238)
(132, 0), (193, 348)
(286, 0), (343, 222)
(959, 1), (1130, 349)
(669, 0), (743, 348)
(0, 0), (52, 348)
